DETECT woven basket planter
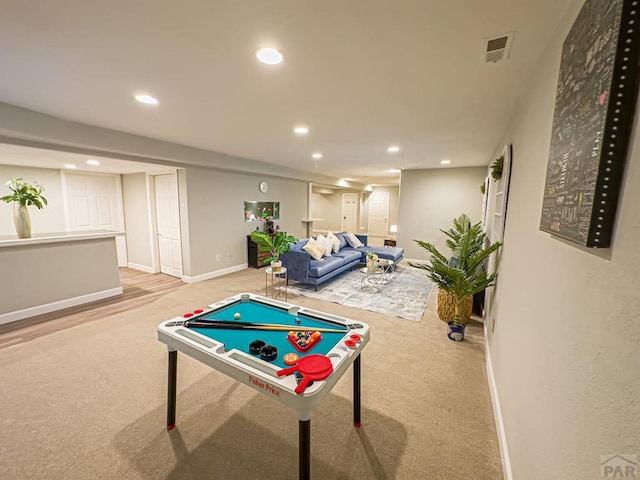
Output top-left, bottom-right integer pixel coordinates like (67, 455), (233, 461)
(437, 290), (473, 324)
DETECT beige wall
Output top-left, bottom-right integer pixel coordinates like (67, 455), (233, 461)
(0, 165), (66, 236)
(397, 167), (486, 259)
(122, 173), (152, 268)
(310, 187), (363, 233)
(488, 1), (640, 478)
(310, 185), (400, 238)
(182, 167), (308, 277)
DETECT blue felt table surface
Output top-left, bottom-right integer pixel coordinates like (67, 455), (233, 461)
(191, 301), (347, 368)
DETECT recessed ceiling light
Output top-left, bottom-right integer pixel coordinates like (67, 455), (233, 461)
(312, 153), (323, 159)
(134, 94), (159, 105)
(294, 126), (309, 136)
(389, 169), (401, 173)
(387, 146), (400, 153)
(256, 47), (284, 65)
(86, 159), (100, 166)
(441, 159), (451, 165)
(64, 164), (77, 169)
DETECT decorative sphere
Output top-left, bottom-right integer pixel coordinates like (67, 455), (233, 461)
(234, 313), (241, 320)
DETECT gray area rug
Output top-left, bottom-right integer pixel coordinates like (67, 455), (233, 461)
(286, 263), (434, 321)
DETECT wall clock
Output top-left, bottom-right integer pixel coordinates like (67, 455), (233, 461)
(259, 181), (269, 193)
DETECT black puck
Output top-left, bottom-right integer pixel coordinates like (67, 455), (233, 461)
(249, 339), (266, 355)
(260, 345), (278, 362)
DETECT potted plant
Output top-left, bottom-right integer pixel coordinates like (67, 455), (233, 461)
(410, 214), (502, 341)
(250, 230), (298, 272)
(365, 251), (378, 272)
(1, 177), (48, 239)
(491, 155), (504, 181)
(437, 214), (489, 323)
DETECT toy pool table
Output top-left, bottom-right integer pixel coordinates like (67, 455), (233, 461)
(157, 292), (370, 480)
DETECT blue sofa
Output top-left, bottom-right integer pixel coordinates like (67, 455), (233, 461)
(281, 232), (404, 290)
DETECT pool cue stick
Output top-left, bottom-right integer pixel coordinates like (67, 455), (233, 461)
(179, 320), (347, 333)
(177, 317), (349, 333)
(170, 316), (363, 331)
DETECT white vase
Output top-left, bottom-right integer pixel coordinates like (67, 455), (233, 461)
(366, 259), (375, 273)
(13, 202), (31, 239)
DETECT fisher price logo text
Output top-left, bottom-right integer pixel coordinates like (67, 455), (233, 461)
(249, 375), (281, 397)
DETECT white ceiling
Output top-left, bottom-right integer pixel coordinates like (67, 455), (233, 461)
(0, 0), (571, 185)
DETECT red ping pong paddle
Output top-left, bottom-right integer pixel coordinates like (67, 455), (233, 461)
(277, 354), (333, 394)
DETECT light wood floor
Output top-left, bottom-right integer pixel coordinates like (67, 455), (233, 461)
(0, 268), (185, 350)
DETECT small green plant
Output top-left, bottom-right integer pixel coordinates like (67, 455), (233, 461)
(250, 231), (298, 264)
(491, 155), (504, 181)
(1, 178), (48, 208)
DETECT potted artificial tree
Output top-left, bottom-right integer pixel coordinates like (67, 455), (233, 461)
(1, 178), (48, 239)
(250, 230), (298, 272)
(432, 214), (485, 324)
(410, 214), (502, 341)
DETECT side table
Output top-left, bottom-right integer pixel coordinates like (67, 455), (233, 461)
(359, 267), (384, 293)
(376, 259), (395, 283)
(383, 238), (397, 247)
(265, 266), (287, 301)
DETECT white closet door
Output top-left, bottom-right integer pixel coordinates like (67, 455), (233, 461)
(342, 193), (358, 232)
(368, 192), (390, 236)
(64, 172), (127, 267)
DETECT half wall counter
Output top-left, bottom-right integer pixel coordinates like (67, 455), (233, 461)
(0, 230), (124, 325)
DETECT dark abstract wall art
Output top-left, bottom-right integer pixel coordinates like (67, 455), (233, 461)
(540, 0), (640, 248)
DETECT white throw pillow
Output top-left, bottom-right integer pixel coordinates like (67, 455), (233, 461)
(326, 231), (341, 253)
(303, 237), (325, 260)
(344, 232), (364, 248)
(315, 234), (333, 257)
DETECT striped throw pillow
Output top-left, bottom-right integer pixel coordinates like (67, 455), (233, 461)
(303, 237), (325, 260)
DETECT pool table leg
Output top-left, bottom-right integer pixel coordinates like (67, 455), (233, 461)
(353, 354), (361, 427)
(299, 419), (311, 480)
(167, 350), (178, 431)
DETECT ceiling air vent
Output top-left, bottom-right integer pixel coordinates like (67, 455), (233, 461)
(483, 32), (514, 63)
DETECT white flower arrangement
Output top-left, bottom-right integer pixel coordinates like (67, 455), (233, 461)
(366, 252), (378, 262)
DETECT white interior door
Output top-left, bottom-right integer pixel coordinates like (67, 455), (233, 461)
(154, 174), (183, 278)
(64, 172), (127, 267)
(341, 193), (358, 232)
(368, 192), (389, 236)
(490, 146), (512, 245)
(485, 144), (512, 331)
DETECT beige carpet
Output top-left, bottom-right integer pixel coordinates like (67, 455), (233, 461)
(0, 268), (503, 480)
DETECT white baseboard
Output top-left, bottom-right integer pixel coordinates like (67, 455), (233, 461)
(127, 262), (155, 273)
(181, 264), (247, 284)
(484, 323), (513, 480)
(0, 287), (124, 325)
